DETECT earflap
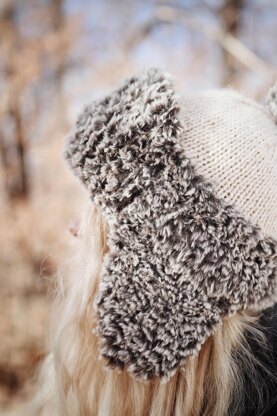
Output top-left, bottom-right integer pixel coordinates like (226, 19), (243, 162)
(64, 68), (181, 216)
(65, 68), (277, 381)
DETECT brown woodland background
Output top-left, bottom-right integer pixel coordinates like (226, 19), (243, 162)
(0, 0), (276, 413)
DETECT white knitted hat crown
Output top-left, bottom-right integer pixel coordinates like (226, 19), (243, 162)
(179, 88), (277, 241)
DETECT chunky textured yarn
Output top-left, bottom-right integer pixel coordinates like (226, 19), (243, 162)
(64, 68), (277, 381)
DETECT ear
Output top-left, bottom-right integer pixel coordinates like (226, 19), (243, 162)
(68, 218), (80, 238)
(64, 68), (277, 381)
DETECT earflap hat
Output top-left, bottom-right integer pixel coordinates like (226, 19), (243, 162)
(64, 68), (277, 382)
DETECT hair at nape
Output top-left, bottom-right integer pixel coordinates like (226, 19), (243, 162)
(26, 203), (277, 416)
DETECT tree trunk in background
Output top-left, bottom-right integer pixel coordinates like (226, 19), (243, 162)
(0, 132), (9, 197)
(0, 1), (29, 201)
(220, 0), (245, 86)
(51, 0), (65, 92)
(50, 0), (69, 129)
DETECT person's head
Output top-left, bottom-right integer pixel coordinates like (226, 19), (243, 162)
(34, 68), (277, 416)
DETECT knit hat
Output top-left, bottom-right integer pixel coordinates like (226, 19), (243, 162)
(64, 68), (277, 382)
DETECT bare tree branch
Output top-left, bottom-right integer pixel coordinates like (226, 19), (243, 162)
(126, 5), (276, 78)
(220, 0), (245, 85)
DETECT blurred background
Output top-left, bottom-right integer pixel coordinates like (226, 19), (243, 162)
(0, 0), (276, 413)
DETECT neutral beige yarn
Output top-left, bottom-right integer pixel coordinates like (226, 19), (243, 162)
(179, 89), (277, 240)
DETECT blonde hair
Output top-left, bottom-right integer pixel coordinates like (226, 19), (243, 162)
(29, 203), (275, 416)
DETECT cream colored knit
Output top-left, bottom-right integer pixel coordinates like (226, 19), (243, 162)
(179, 89), (277, 240)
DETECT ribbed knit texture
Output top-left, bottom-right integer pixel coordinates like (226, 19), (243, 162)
(179, 90), (277, 240)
